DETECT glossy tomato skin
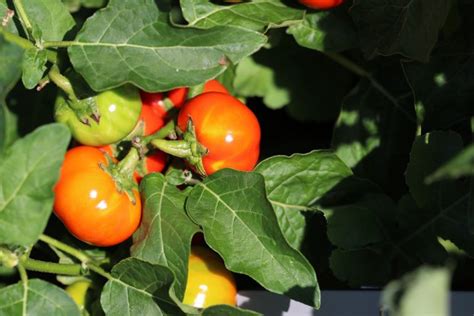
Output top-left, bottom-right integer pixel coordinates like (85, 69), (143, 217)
(178, 92), (260, 175)
(54, 146), (141, 247)
(168, 80), (229, 108)
(138, 91), (167, 135)
(298, 0), (343, 9)
(55, 85), (142, 146)
(183, 247), (237, 308)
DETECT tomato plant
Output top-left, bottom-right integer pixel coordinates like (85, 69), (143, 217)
(183, 246), (237, 308)
(1, 0), (472, 315)
(54, 146), (141, 247)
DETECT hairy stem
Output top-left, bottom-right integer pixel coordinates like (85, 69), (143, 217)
(12, 0), (32, 40)
(39, 234), (91, 263)
(48, 65), (78, 101)
(20, 257), (82, 276)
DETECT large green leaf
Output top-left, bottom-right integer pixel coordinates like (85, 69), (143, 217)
(0, 103), (18, 155)
(381, 266), (451, 316)
(180, 0), (303, 31)
(332, 64), (417, 198)
(255, 151), (352, 248)
(0, 279), (80, 316)
(287, 8), (357, 53)
(23, 0), (75, 41)
(403, 132), (473, 254)
(186, 169), (320, 308)
(350, 0), (451, 62)
(100, 258), (185, 315)
(131, 173), (200, 299)
(0, 124), (71, 247)
(68, 0), (267, 92)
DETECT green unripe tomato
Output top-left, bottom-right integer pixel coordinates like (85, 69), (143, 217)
(55, 85), (142, 146)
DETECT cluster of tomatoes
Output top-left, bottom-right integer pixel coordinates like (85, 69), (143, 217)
(53, 79), (260, 308)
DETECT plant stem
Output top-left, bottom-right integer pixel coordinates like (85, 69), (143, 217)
(117, 147), (140, 176)
(48, 65), (78, 101)
(39, 234), (91, 263)
(87, 263), (113, 281)
(12, 0), (32, 40)
(0, 29), (57, 63)
(142, 120), (176, 144)
(17, 261), (28, 315)
(20, 257), (82, 276)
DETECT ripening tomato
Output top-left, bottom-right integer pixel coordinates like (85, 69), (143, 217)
(177, 92), (260, 175)
(54, 146), (141, 247)
(298, 0), (343, 9)
(168, 80), (229, 108)
(55, 85), (142, 146)
(65, 280), (92, 311)
(138, 91), (167, 135)
(183, 247), (237, 308)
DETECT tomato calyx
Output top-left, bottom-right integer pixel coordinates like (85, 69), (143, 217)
(100, 146), (141, 204)
(151, 118), (208, 176)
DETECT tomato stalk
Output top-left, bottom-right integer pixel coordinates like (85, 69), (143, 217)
(49, 65), (100, 125)
(12, 0), (33, 41)
(150, 118), (207, 176)
(19, 257), (83, 276)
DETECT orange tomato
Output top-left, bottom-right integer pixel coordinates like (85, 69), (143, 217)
(168, 80), (229, 109)
(298, 0), (344, 9)
(54, 146), (141, 247)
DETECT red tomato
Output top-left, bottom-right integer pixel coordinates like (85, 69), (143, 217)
(135, 150), (167, 183)
(168, 80), (229, 108)
(298, 0), (343, 9)
(139, 91), (167, 135)
(177, 92), (260, 175)
(54, 146), (141, 247)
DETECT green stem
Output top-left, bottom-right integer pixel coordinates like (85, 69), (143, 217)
(18, 261), (28, 315)
(87, 263), (113, 281)
(151, 139), (192, 158)
(39, 234), (91, 263)
(20, 257), (82, 276)
(142, 120), (176, 144)
(12, 0), (32, 40)
(48, 65), (78, 101)
(0, 29), (57, 62)
(117, 147), (140, 177)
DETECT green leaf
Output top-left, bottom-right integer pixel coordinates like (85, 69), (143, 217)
(426, 144), (474, 183)
(0, 35), (23, 101)
(322, 194), (397, 250)
(186, 169), (320, 308)
(332, 64), (417, 197)
(62, 0), (107, 12)
(0, 103), (18, 155)
(180, 0), (304, 31)
(131, 173), (200, 299)
(255, 150), (352, 248)
(350, 0), (451, 62)
(0, 279), (80, 316)
(23, 0), (75, 41)
(21, 48), (47, 90)
(0, 123), (71, 247)
(233, 56), (289, 109)
(329, 248), (391, 287)
(100, 258), (186, 315)
(381, 266), (451, 316)
(287, 9), (357, 53)
(68, 0), (267, 92)
(403, 56), (474, 132)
